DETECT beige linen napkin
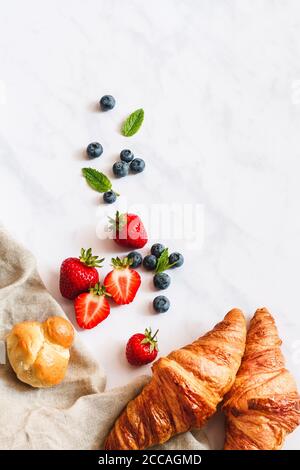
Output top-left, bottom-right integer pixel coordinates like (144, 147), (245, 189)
(0, 227), (209, 450)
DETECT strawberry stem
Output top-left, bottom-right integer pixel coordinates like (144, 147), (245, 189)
(141, 327), (159, 352)
(151, 329), (159, 341)
(108, 211), (127, 234)
(89, 283), (111, 297)
(111, 256), (132, 269)
(79, 248), (104, 268)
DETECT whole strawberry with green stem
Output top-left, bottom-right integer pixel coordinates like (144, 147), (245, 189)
(109, 211), (148, 249)
(126, 328), (159, 366)
(60, 248), (104, 300)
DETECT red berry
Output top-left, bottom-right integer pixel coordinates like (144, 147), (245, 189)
(109, 211), (148, 249)
(59, 248), (104, 300)
(126, 328), (159, 366)
(74, 284), (110, 329)
(103, 257), (141, 305)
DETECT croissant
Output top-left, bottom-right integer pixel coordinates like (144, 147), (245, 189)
(105, 308), (246, 450)
(223, 307), (300, 450)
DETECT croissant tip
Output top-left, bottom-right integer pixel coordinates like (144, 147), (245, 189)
(225, 308), (245, 322)
(254, 307), (272, 318)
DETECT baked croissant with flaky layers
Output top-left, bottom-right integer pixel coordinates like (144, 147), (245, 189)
(223, 307), (300, 450)
(105, 308), (246, 450)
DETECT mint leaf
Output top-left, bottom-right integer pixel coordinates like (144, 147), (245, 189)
(155, 249), (169, 273)
(121, 108), (144, 137)
(155, 248), (177, 273)
(82, 168), (112, 193)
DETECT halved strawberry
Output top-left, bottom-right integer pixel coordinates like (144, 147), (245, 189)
(74, 284), (110, 329)
(103, 257), (141, 305)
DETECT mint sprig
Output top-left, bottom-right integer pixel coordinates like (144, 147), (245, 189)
(155, 248), (177, 273)
(82, 168), (119, 195)
(121, 108), (144, 137)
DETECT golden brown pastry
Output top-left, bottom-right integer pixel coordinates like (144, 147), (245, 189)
(223, 307), (300, 450)
(105, 308), (246, 450)
(6, 316), (74, 388)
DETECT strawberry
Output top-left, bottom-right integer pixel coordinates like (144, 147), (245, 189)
(103, 257), (141, 305)
(74, 283), (110, 329)
(126, 328), (159, 366)
(109, 211), (148, 249)
(59, 248), (104, 300)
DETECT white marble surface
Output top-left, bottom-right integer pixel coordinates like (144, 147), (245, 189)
(1, 0), (300, 449)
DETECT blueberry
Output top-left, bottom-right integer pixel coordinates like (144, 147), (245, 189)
(86, 142), (103, 159)
(113, 161), (129, 178)
(130, 158), (145, 174)
(169, 252), (184, 268)
(120, 149), (134, 163)
(100, 95), (116, 111)
(128, 251), (143, 268)
(151, 243), (165, 258)
(143, 255), (157, 271)
(153, 272), (171, 290)
(103, 190), (117, 204)
(153, 295), (170, 313)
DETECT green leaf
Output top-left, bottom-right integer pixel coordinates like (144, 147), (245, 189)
(155, 248), (177, 273)
(79, 247), (104, 268)
(121, 108), (144, 137)
(111, 256), (132, 269)
(140, 328), (159, 353)
(82, 168), (112, 193)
